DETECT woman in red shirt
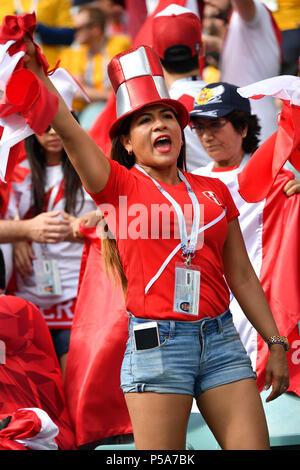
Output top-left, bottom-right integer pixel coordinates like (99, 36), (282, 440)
(23, 38), (289, 450)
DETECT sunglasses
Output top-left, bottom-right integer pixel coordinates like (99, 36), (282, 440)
(191, 118), (228, 136)
(75, 22), (95, 33)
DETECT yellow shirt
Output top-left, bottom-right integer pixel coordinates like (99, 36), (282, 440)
(61, 35), (131, 111)
(271, 1), (300, 31)
(0, 0), (74, 68)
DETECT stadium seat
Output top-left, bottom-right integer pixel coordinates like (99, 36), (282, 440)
(186, 412), (221, 450)
(260, 390), (300, 449)
(95, 443), (136, 450)
(78, 102), (106, 129)
(186, 392), (300, 450)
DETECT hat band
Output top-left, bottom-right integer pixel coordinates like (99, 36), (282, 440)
(116, 75), (170, 119)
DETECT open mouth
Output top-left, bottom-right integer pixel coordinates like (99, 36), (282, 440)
(48, 140), (62, 147)
(154, 135), (172, 153)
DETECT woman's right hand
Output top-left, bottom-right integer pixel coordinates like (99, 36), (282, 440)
(13, 240), (35, 279)
(24, 211), (73, 243)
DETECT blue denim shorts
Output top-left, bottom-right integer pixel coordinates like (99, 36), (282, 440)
(120, 310), (256, 397)
(50, 328), (71, 357)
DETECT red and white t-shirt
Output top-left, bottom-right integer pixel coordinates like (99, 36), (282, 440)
(89, 159), (239, 321)
(12, 161), (96, 328)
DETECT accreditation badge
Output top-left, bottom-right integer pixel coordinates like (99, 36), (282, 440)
(173, 263), (200, 316)
(33, 258), (62, 296)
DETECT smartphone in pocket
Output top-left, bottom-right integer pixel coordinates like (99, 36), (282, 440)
(133, 321), (160, 350)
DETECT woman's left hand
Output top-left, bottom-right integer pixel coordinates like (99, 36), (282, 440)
(283, 179), (300, 197)
(264, 344), (289, 402)
(71, 210), (103, 239)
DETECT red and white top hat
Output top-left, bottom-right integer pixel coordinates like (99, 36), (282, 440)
(108, 45), (189, 138)
(152, 4), (202, 62)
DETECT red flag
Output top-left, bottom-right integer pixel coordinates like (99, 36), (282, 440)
(194, 78), (300, 396)
(125, 0), (148, 41)
(255, 170), (300, 394)
(0, 408), (58, 450)
(0, 68), (58, 135)
(89, 93), (116, 156)
(194, 160), (300, 396)
(0, 14), (87, 182)
(64, 227), (132, 448)
(0, 296), (76, 449)
(237, 76), (300, 202)
(0, 12), (51, 74)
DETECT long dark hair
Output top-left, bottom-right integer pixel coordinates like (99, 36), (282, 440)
(25, 130), (84, 217)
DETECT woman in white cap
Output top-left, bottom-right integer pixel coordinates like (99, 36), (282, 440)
(22, 35), (289, 450)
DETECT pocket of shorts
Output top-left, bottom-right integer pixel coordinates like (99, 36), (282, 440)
(132, 331), (169, 355)
(130, 331), (170, 383)
(222, 320), (241, 340)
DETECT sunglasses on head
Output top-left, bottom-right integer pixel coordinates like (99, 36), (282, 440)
(75, 22), (95, 33)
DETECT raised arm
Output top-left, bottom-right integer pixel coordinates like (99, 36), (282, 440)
(23, 35), (111, 194)
(223, 218), (289, 401)
(231, 0), (256, 22)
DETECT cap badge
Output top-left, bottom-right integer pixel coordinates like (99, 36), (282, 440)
(195, 88), (213, 105)
(196, 85), (225, 106)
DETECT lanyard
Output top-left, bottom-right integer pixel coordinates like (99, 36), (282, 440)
(144, 208), (226, 294)
(134, 164), (201, 263)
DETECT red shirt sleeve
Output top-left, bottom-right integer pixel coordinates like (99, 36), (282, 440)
(212, 177), (240, 222)
(85, 159), (132, 206)
(223, 182), (240, 222)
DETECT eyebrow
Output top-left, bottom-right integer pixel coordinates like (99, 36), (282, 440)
(136, 108), (176, 119)
(195, 118), (220, 124)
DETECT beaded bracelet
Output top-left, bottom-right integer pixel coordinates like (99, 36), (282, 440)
(267, 335), (289, 352)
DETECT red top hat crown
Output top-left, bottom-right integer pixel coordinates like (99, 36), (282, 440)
(108, 45), (189, 138)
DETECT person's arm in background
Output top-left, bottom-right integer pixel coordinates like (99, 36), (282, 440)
(36, 24), (75, 45)
(283, 179), (300, 196)
(0, 211), (72, 243)
(1, 211), (73, 279)
(231, 0), (256, 22)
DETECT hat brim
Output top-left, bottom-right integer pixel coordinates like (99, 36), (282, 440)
(109, 98), (189, 139)
(189, 106), (234, 120)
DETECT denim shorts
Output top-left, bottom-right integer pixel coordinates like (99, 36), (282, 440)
(120, 310), (256, 397)
(50, 329), (71, 358)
